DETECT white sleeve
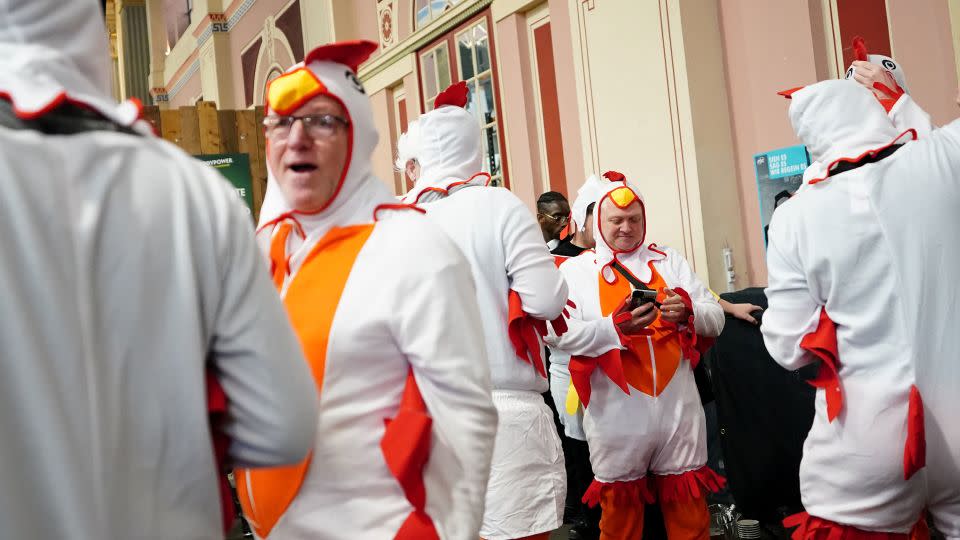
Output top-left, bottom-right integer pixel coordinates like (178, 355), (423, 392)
(761, 217), (821, 371)
(544, 261), (624, 357)
(501, 194), (568, 320)
(888, 94), (935, 138)
(391, 243), (497, 540)
(904, 116), (960, 189)
(663, 248), (725, 338)
(210, 189), (319, 468)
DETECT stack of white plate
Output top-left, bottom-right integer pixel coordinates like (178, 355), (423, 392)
(736, 519), (762, 539)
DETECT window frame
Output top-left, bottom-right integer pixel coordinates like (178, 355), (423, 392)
(414, 0), (462, 30)
(415, 10), (510, 188)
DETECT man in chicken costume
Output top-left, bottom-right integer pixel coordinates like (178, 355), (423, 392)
(235, 41), (498, 540)
(399, 82), (569, 540)
(545, 171), (725, 540)
(764, 77), (960, 539)
(0, 1), (320, 538)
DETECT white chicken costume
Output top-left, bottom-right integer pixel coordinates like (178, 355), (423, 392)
(235, 42), (497, 540)
(400, 82), (570, 539)
(763, 79), (960, 539)
(546, 173), (725, 539)
(0, 1), (320, 538)
(549, 173), (608, 441)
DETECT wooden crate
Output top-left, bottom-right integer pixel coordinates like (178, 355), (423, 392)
(142, 102), (268, 221)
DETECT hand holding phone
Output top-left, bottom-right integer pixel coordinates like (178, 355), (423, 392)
(630, 288), (660, 309)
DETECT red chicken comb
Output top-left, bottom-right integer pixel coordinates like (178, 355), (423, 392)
(304, 40), (379, 73)
(602, 171), (626, 183)
(434, 81), (469, 109)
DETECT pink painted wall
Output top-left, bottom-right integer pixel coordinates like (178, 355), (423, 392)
(369, 88), (401, 192)
(887, 0), (959, 126)
(403, 71), (421, 121)
(717, 0), (822, 286)
(548, 0), (588, 196)
(397, 0), (414, 42)
(169, 70), (202, 107)
(354, 1), (381, 54)
(495, 13), (541, 212)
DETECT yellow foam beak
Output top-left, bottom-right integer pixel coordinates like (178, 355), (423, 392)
(609, 186), (638, 208)
(267, 68), (327, 115)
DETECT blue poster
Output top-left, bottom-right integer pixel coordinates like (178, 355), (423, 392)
(754, 145), (809, 247)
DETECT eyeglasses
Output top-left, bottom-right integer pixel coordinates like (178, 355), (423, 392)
(263, 114), (350, 141)
(538, 213), (570, 225)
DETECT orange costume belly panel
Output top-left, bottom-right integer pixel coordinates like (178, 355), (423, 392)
(236, 224), (375, 539)
(598, 261), (683, 397)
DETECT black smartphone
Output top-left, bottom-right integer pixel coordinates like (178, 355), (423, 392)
(630, 289), (660, 310)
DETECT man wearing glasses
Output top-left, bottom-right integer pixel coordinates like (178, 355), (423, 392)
(236, 41), (497, 540)
(537, 191), (571, 251)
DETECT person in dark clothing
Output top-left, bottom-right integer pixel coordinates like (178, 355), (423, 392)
(553, 202), (595, 258)
(537, 191), (571, 250)
(705, 288), (815, 536)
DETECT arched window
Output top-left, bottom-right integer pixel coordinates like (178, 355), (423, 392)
(414, 0), (461, 29)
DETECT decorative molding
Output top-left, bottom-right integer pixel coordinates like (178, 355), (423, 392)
(264, 16), (277, 70)
(491, 0), (542, 21)
(168, 59), (200, 98)
(359, 0), (492, 83)
(228, 0), (257, 29)
(251, 16), (297, 106)
(150, 87), (169, 102)
(190, 0), (256, 46)
(195, 13), (229, 46)
(378, 1), (397, 50)
(363, 52), (415, 96)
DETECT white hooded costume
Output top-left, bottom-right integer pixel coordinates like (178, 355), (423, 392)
(0, 1), (319, 538)
(399, 82), (569, 539)
(793, 38), (936, 187)
(545, 174), (725, 537)
(548, 173), (607, 441)
(763, 79), (960, 538)
(235, 42), (497, 540)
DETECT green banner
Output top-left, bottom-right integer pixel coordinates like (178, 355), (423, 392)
(197, 153), (254, 214)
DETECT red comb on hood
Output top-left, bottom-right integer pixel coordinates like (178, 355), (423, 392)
(852, 36), (868, 62)
(434, 81), (469, 109)
(777, 86), (806, 99)
(305, 40), (379, 73)
(603, 170), (626, 183)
